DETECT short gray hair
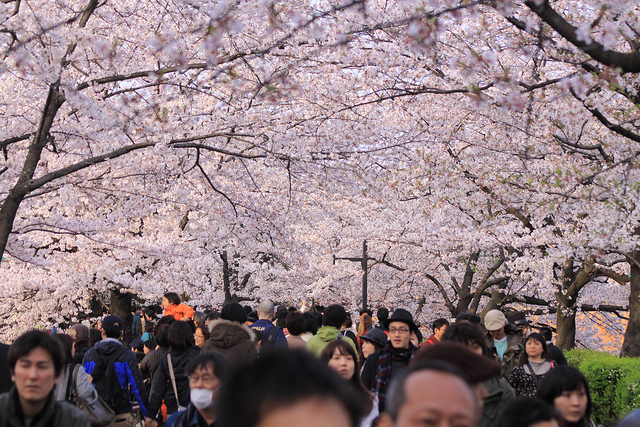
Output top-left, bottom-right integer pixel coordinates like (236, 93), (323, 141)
(193, 312), (206, 326)
(258, 300), (275, 317)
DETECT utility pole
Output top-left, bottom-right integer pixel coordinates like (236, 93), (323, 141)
(333, 240), (369, 312)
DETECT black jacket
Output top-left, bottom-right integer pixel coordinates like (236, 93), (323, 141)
(148, 346), (200, 417)
(546, 342), (568, 365)
(0, 343), (11, 394)
(0, 387), (89, 427)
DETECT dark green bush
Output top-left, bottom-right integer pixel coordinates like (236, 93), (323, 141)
(614, 363), (640, 420)
(563, 349), (640, 426)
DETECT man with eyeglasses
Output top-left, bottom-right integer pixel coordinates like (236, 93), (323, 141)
(161, 352), (230, 427)
(361, 308), (419, 413)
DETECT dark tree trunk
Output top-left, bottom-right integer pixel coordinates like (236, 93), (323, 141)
(110, 288), (133, 345)
(555, 297), (577, 350)
(556, 260), (578, 350)
(556, 258), (599, 350)
(456, 251), (479, 314)
(221, 251), (233, 304)
(621, 250), (640, 357)
(0, 82), (65, 262)
(89, 295), (108, 318)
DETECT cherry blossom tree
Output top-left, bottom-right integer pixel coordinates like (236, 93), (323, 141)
(0, 0), (638, 355)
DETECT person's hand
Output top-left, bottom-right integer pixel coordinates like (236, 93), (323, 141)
(86, 374), (93, 383)
(144, 417), (157, 427)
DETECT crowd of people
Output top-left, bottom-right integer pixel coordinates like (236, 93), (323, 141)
(0, 293), (639, 427)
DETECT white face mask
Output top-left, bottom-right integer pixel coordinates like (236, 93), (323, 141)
(190, 388), (216, 409)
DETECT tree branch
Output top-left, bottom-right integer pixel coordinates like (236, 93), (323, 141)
(170, 142), (267, 160)
(340, 82), (495, 112)
(470, 248), (506, 312)
(524, 0), (640, 72)
(0, 133), (35, 151)
(194, 149), (238, 217)
(26, 141), (156, 192)
(595, 267), (630, 286)
(552, 133), (613, 163)
(425, 273), (455, 314)
(581, 103), (640, 144)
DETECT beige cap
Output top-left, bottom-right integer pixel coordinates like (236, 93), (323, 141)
(484, 310), (507, 330)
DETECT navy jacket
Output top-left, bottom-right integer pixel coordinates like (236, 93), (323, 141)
(83, 338), (149, 416)
(165, 403), (217, 427)
(249, 319), (287, 348)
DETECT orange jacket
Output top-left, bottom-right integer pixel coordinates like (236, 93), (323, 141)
(164, 303), (195, 321)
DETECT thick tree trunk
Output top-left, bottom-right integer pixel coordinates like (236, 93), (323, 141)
(110, 288), (133, 345)
(0, 82), (65, 262)
(221, 251), (233, 303)
(456, 251), (479, 314)
(556, 260), (578, 350)
(555, 296), (577, 350)
(621, 250), (640, 357)
(556, 258), (597, 350)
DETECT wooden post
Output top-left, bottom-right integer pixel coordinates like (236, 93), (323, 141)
(362, 240), (368, 312)
(333, 239), (370, 312)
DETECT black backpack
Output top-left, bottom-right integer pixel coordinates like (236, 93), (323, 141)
(91, 346), (129, 411)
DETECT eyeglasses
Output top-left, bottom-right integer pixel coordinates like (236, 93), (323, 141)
(188, 375), (218, 386)
(389, 327), (410, 334)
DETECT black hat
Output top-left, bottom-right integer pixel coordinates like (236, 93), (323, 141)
(384, 308), (417, 332)
(102, 315), (123, 336)
(247, 311), (259, 323)
(361, 328), (388, 347)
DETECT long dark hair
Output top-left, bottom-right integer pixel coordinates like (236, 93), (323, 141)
(537, 366), (592, 427)
(168, 321), (195, 354)
(320, 339), (373, 414)
(52, 333), (75, 365)
(520, 332), (548, 365)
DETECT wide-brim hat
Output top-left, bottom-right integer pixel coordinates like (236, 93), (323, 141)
(384, 308), (418, 332)
(361, 328), (388, 347)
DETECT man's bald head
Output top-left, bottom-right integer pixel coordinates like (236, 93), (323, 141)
(258, 300), (275, 320)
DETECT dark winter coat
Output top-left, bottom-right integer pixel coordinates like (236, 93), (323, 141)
(0, 387), (89, 427)
(72, 346), (89, 365)
(201, 319), (257, 367)
(0, 343), (11, 394)
(546, 342), (568, 365)
(478, 375), (515, 427)
(485, 324), (524, 378)
(147, 346), (200, 417)
(140, 346), (169, 391)
(165, 402), (218, 427)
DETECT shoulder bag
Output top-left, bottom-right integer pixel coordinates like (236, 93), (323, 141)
(67, 364), (115, 427)
(167, 354), (187, 412)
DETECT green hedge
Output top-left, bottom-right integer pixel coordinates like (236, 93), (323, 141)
(565, 349), (640, 426)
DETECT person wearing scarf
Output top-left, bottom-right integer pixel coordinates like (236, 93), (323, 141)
(361, 309), (419, 413)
